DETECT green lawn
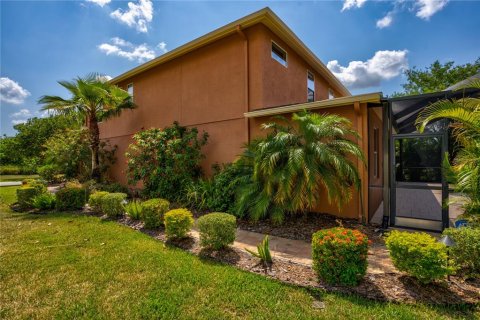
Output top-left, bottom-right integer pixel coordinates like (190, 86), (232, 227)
(0, 186), (477, 319)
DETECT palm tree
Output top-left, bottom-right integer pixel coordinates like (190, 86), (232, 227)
(39, 74), (136, 179)
(234, 110), (365, 224)
(416, 78), (480, 215)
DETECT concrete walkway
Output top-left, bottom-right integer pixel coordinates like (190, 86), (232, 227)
(192, 228), (396, 274)
(0, 181), (22, 187)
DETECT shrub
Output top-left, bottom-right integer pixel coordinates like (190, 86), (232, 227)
(126, 122), (208, 203)
(88, 191), (110, 212)
(197, 212), (236, 250)
(16, 187), (39, 210)
(164, 208), (194, 239)
(141, 198), (170, 229)
(443, 227), (480, 277)
(0, 165), (22, 175)
(312, 227), (369, 286)
(385, 230), (453, 283)
(37, 164), (59, 182)
(56, 185), (87, 211)
(101, 193), (127, 218)
(22, 179), (47, 194)
(32, 193), (56, 211)
(96, 182), (130, 195)
(245, 235), (272, 266)
(125, 200), (143, 220)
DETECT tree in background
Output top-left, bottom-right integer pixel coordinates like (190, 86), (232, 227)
(393, 58), (479, 97)
(39, 74), (135, 180)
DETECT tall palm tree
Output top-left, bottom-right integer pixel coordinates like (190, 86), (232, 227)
(416, 79), (480, 215)
(235, 110), (365, 224)
(39, 74), (136, 179)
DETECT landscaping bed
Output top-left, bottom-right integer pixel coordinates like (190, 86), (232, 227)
(115, 212), (479, 305)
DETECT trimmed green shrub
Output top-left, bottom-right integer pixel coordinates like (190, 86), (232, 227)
(101, 193), (127, 218)
(22, 179), (47, 194)
(125, 200), (143, 220)
(197, 212), (236, 250)
(443, 227), (480, 277)
(141, 198), (170, 228)
(32, 193), (56, 210)
(164, 208), (194, 239)
(386, 230), (453, 283)
(312, 227), (369, 286)
(88, 191), (110, 212)
(56, 185), (87, 211)
(37, 164), (59, 182)
(0, 165), (22, 175)
(16, 187), (39, 210)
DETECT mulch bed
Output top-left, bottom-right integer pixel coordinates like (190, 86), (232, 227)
(114, 213), (479, 305)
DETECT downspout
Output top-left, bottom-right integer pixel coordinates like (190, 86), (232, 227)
(236, 25), (250, 143)
(354, 101), (367, 223)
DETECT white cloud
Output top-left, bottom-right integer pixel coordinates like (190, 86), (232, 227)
(9, 108), (48, 125)
(86, 0), (111, 7)
(98, 37), (166, 63)
(11, 119), (28, 125)
(327, 50), (408, 89)
(341, 0), (367, 12)
(0, 77), (31, 105)
(10, 109), (32, 118)
(376, 12), (394, 28)
(415, 0), (449, 20)
(110, 0), (153, 33)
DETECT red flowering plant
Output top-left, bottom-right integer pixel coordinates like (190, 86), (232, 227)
(312, 227), (370, 286)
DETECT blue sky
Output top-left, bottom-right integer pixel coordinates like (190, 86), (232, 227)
(1, 0), (479, 136)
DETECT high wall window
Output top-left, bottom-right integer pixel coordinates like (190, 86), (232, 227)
(373, 127), (379, 178)
(328, 88), (335, 99)
(127, 83), (134, 101)
(307, 71), (315, 102)
(271, 42), (287, 67)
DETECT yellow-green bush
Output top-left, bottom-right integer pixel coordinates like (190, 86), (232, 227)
(88, 191), (110, 212)
(197, 212), (236, 250)
(386, 230), (453, 283)
(141, 198), (170, 228)
(16, 187), (39, 210)
(101, 193), (127, 218)
(443, 227), (480, 277)
(164, 208), (194, 239)
(56, 185), (87, 211)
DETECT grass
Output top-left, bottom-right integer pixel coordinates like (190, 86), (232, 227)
(0, 186), (477, 319)
(0, 174), (39, 182)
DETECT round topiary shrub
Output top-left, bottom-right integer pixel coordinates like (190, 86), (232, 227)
(312, 227), (369, 286)
(16, 187), (39, 210)
(197, 212), (236, 250)
(88, 191), (110, 212)
(100, 193), (127, 218)
(55, 185), (87, 211)
(385, 230), (453, 284)
(141, 198), (170, 229)
(164, 208), (194, 239)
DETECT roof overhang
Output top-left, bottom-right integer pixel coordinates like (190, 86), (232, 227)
(110, 7), (350, 97)
(244, 92), (382, 118)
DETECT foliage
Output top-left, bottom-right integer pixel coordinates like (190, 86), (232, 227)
(164, 208), (194, 239)
(37, 164), (59, 182)
(393, 58), (480, 96)
(385, 230), (453, 283)
(21, 179), (47, 195)
(100, 193), (127, 218)
(197, 212), (236, 250)
(0, 165), (24, 175)
(185, 164), (243, 213)
(443, 227), (480, 278)
(124, 199), (143, 220)
(16, 187), (39, 210)
(88, 191), (109, 212)
(43, 128), (116, 181)
(245, 235), (272, 266)
(55, 185), (87, 211)
(416, 79), (480, 215)
(39, 73), (136, 179)
(312, 227), (369, 286)
(126, 122), (208, 203)
(32, 193), (56, 211)
(234, 110), (365, 224)
(95, 182), (129, 194)
(141, 198), (170, 229)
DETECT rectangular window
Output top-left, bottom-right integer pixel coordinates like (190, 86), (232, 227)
(127, 83), (134, 101)
(271, 42), (287, 67)
(328, 88), (335, 99)
(307, 71), (315, 102)
(373, 127), (379, 178)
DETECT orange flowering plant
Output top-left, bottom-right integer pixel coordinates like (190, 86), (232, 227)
(312, 227), (370, 286)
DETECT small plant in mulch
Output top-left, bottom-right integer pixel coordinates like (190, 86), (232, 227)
(245, 235), (273, 267)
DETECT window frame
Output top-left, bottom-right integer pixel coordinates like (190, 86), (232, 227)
(328, 88), (335, 100)
(307, 70), (315, 102)
(271, 41), (287, 67)
(127, 83), (134, 102)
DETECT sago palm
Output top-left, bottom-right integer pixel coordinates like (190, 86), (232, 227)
(235, 110), (365, 224)
(416, 78), (480, 214)
(39, 74), (136, 179)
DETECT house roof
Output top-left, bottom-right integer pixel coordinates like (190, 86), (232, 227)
(244, 92), (382, 118)
(110, 7), (350, 97)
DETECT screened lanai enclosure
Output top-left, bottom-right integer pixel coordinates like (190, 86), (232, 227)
(373, 85), (480, 232)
